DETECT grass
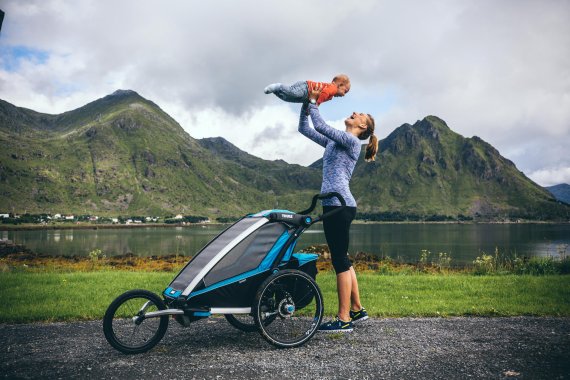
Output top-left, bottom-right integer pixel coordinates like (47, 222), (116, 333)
(320, 273), (570, 317)
(0, 271), (569, 323)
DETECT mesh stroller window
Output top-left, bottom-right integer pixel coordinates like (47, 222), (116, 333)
(169, 217), (264, 291)
(203, 223), (289, 287)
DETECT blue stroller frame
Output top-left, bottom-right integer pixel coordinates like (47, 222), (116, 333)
(103, 193), (346, 353)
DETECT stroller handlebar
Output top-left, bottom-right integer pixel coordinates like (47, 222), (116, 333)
(269, 193), (347, 227)
(297, 192), (346, 225)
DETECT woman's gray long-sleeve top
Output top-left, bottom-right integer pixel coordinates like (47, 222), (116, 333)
(298, 104), (361, 207)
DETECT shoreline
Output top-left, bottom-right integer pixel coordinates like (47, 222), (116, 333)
(2, 219), (568, 231)
(2, 244), (568, 274)
(0, 222), (226, 231)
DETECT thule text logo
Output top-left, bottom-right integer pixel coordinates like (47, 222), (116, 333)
(281, 214), (293, 219)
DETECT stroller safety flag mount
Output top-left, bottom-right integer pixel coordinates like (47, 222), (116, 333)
(103, 193), (346, 353)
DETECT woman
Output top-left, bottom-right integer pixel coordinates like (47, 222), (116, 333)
(298, 85), (378, 333)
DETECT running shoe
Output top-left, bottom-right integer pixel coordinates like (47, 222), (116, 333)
(318, 316), (353, 333)
(350, 308), (369, 323)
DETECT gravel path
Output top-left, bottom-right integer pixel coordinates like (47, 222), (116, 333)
(1, 317), (569, 379)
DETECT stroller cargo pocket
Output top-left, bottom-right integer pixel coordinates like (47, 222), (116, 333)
(285, 253), (318, 309)
(289, 253), (318, 279)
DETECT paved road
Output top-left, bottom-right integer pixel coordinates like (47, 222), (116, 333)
(1, 317), (569, 379)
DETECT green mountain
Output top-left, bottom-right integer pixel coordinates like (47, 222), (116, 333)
(348, 116), (568, 220)
(197, 137), (321, 193)
(1, 92), (568, 220)
(546, 184), (570, 205)
(0, 90), (315, 217)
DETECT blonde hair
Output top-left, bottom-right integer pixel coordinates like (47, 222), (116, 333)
(358, 114), (378, 162)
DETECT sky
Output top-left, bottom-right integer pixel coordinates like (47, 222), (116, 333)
(0, 0), (569, 186)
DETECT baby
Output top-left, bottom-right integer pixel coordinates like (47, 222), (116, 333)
(264, 74), (350, 106)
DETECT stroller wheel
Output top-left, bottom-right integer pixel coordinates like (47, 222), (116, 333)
(224, 314), (258, 332)
(254, 269), (323, 348)
(103, 289), (169, 354)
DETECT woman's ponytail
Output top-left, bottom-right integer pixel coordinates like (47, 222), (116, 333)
(365, 134), (378, 162)
(360, 113), (378, 162)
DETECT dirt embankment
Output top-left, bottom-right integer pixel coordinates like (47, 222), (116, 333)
(0, 242), (427, 273)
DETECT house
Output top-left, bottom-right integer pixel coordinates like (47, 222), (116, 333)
(54, 214), (62, 219)
(111, 218), (119, 224)
(65, 215), (74, 220)
(0, 213), (9, 218)
(174, 214), (183, 220)
(89, 216), (99, 221)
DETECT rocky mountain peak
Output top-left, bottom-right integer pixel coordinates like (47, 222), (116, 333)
(413, 116), (451, 141)
(110, 89), (139, 97)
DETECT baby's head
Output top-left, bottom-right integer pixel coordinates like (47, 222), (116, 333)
(332, 74), (351, 97)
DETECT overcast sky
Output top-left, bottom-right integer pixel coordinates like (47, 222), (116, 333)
(0, 0), (569, 186)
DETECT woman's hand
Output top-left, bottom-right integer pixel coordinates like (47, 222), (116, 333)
(308, 83), (323, 104)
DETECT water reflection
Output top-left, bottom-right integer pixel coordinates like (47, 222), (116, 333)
(3, 224), (569, 265)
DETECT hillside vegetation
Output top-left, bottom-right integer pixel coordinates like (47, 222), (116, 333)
(1, 90), (568, 220)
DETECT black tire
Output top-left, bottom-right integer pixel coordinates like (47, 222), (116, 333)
(254, 269), (323, 348)
(103, 289), (169, 354)
(224, 314), (258, 332)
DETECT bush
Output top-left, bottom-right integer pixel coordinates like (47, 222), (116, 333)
(514, 256), (559, 275)
(473, 253), (496, 275)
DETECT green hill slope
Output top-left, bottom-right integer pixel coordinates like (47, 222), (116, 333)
(1, 92), (567, 220)
(0, 90), (314, 216)
(197, 137), (321, 194)
(349, 116), (568, 220)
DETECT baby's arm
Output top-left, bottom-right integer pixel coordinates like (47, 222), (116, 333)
(308, 104), (359, 150)
(298, 103), (329, 148)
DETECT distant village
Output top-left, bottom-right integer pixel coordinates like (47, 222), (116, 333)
(0, 212), (213, 225)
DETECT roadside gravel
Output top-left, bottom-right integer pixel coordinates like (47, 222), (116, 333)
(1, 317), (569, 379)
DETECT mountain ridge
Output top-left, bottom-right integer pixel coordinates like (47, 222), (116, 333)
(1, 91), (568, 220)
(547, 183), (570, 205)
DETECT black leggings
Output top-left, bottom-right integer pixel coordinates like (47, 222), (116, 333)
(322, 206), (356, 274)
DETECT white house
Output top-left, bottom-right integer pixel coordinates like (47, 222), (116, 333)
(174, 214), (183, 220)
(54, 214), (62, 219)
(0, 214), (9, 218)
(65, 215), (74, 220)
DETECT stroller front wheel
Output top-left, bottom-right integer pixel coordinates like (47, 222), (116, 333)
(254, 269), (323, 348)
(103, 289), (169, 354)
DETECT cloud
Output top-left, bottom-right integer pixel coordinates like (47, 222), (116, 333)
(528, 167), (570, 187)
(0, 0), (569, 185)
(167, 102), (329, 166)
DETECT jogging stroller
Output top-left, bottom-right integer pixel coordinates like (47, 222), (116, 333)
(103, 193), (346, 354)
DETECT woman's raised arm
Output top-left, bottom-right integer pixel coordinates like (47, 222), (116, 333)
(298, 103), (329, 148)
(308, 104), (359, 152)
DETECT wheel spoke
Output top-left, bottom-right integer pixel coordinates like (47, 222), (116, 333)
(103, 291), (169, 354)
(256, 271), (322, 348)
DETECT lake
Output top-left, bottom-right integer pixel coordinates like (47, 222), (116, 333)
(2, 223), (569, 266)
